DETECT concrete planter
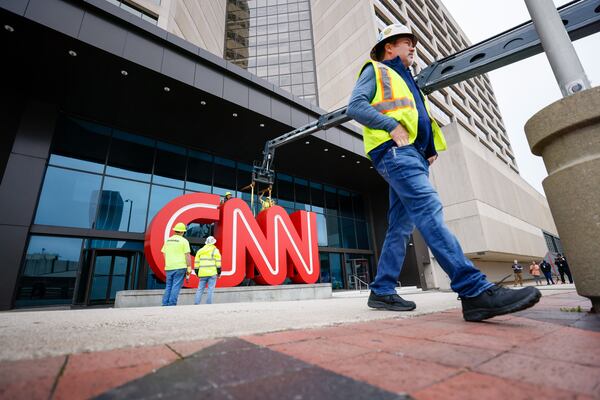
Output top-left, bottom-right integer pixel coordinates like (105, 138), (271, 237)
(525, 87), (600, 311)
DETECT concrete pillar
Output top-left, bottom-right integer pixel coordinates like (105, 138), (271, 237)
(525, 87), (600, 312)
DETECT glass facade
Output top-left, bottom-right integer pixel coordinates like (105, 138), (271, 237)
(18, 115), (374, 307)
(225, 0), (318, 104)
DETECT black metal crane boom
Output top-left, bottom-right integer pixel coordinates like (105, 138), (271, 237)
(251, 0), (599, 187)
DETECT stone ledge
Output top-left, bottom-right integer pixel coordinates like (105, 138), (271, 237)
(114, 283), (332, 308)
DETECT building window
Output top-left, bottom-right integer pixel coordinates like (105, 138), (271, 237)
(15, 236), (83, 308)
(225, 0), (318, 104)
(105, 0), (159, 25)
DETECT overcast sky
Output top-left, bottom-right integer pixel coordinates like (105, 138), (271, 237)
(441, 0), (599, 195)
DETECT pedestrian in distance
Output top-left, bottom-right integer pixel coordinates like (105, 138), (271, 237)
(194, 236), (222, 305)
(346, 23), (541, 322)
(539, 259), (555, 285)
(529, 261), (542, 286)
(512, 260), (524, 287)
(161, 222), (192, 306)
(555, 253), (574, 284)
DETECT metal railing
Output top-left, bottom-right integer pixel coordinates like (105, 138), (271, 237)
(350, 275), (370, 292)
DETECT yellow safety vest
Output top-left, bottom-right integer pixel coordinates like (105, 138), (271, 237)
(161, 235), (190, 271)
(194, 244), (222, 277)
(358, 60), (447, 158)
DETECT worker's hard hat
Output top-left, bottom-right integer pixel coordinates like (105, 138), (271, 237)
(371, 23), (417, 60)
(173, 222), (187, 232)
(225, 192), (232, 196)
(205, 236), (217, 245)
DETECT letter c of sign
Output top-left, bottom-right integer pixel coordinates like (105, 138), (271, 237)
(144, 193), (220, 288)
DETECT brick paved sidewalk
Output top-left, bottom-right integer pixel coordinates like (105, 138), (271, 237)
(1, 291), (598, 399)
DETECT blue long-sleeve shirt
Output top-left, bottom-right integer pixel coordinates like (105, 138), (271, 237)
(347, 57), (436, 164)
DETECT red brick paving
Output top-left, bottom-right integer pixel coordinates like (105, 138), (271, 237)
(1, 290), (599, 399)
(412, 371), (589, 400)
(53, 345), (179, 400)
(0, 356), (65, 400)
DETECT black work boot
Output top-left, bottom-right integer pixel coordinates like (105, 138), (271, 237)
(461, 285), (541, 322)
(368, 292), (416, 311)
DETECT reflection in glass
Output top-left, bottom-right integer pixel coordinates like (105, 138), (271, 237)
(339, 189), (354, 219)
(341, 217), (357, 249)
(329, 253), (344, 290)
(310, 181), (324, 213)
(35, 167), (102, 229)
(153, 141), (186, 188)
(147, 185), (184, 227)
(356, 221), (370, 250)
(213, 156), (236, 197)
(90, 255), (111, 301)
(106, 130), (155, 182)
(49, 117), (110, 173)
(15, 235), (83, 307)
(326, 214), (340, 247)
(186, 150), (213, 193)
(315, 213), (328, 247)
(275, 173), (294, 212)
(324, 185), (338, 216)
(97, 177), (149, 232)
(319, 253), (330, 283)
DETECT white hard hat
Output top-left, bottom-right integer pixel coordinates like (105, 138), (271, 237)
(205, 236), (217, 245)
(371, 23), (417, 60)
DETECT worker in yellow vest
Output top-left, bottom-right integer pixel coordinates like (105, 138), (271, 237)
(347, 23), (540, 321)
(161, 222), (191, 306)
(194, 236), (222, 304)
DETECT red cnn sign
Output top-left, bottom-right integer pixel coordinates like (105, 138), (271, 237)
(144, 193), (320, 288)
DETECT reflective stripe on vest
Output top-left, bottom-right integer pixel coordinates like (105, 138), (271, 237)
(357, 60), (447, 157)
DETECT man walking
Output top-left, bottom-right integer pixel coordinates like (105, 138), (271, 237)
(194, 236), (222, 305)
(161, 222), (192, 306)
(540, 259), (555, 285)
(512, 260), (524, 287)
(346, 23), (541, 321)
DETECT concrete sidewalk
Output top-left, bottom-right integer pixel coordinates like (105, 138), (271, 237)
(1, 287), (598, 399)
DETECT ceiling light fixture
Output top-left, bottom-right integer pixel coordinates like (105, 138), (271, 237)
(259, 123), (265, 127)
(200, 101), (206, 105)
(4, 24), (15, 32)
(120, 70), (128, 76)
(163, 86), (170, 92)
(68, 50), (77, 57)
(324, 148), (329, 152)
(341, 155), (346, 158)
(356, 161), (360, 164)
(232, 113), (238, 117)
(305, 141), (310, 144)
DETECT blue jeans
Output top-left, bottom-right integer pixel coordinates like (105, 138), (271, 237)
(543, 271), (555, 284)
(195, 275), (217, 304)
(162, 268), (186, 306)
(370, 145), (493, 298)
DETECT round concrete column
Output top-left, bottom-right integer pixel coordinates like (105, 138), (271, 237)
(525, 87), (600, 311)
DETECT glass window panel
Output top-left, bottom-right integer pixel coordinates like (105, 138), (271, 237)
(329, 253), (344, 290)
(356, 221), (370, 250)
(324, 185), (338, 215)
(290, 41), (301, 52)
(353, 193), (366, 220)
(299, 20), (310, 30)
(301, 50), (313, 61)
(319, 252), (330, 283)
(341, 217), (357, 249)
(316, 213), (327, 246)
(338, 190), (353, 218)
(49, 117), (110, 173)
(186, 150), (213, 193)
(147, 185), (184, 227)
(325, 214), (340, 247)
(300, 30), (311, 40)
(301, 61), (313, 71)
(15, 235), (83, 307)
(275, 173), (294, 210)
(310, 182), (325, 213)
(213, 156), (236, 196)
(96, 177), (150, 233)
(302, 72), (313, 82)
(291, 85), (303, 96)
(289, 31), (300, 41)
(106, 130), (155, 182)
(280, 74), (291, 86)
(290, 51), (301, 62)
(294, 178), (310, 211)
(280, 63), (290, 74)
(279, 53), (290, 63)
(153, 141), (186, 188)
(291, 74), (302, 85)
(34, 167), (102, 228)
(236, 163), (256, 211)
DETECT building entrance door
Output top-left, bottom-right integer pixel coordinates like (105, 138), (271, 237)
(345, 258), (370, 290)
(81, 250), (139, 305)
